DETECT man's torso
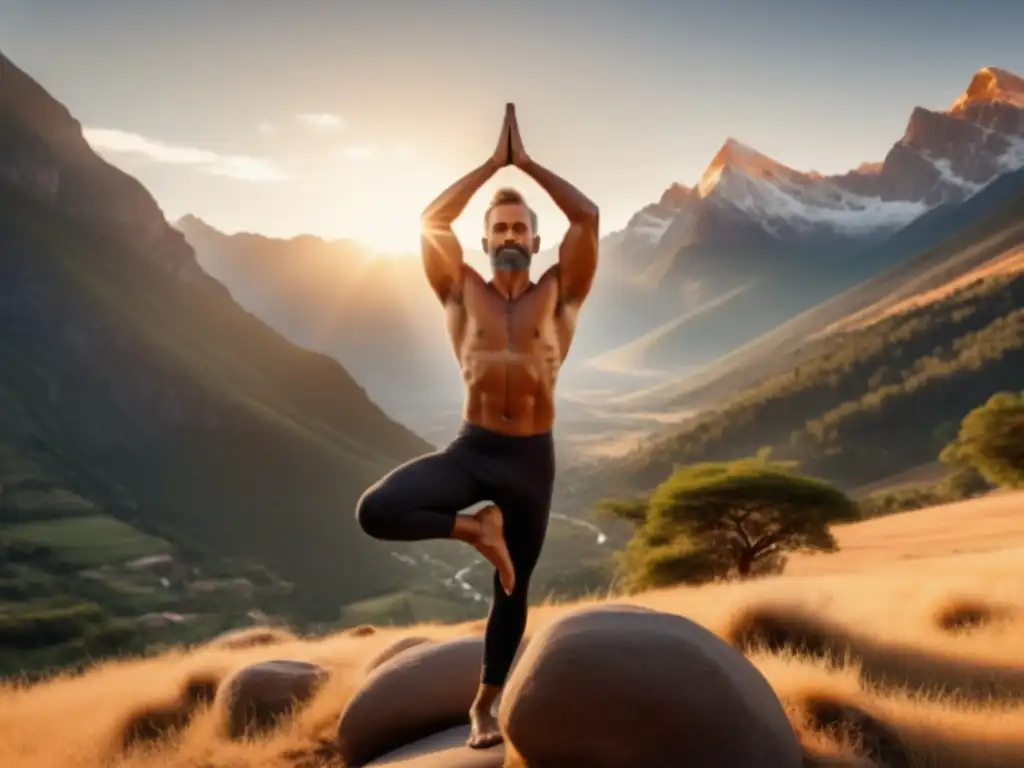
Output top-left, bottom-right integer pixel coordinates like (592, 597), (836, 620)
(446, 266), (578, 436)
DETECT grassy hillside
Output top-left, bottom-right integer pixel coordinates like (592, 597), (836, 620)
(0, 176), (438, 633)
(602, 249), (1024, 496)
(2, 492), (1023, 768)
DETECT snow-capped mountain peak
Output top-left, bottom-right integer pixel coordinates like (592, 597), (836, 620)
(607, 65), (1024, 268)
(658, 182), (698, 208)
(696, 138), (799, 198)
(950, 66), (1024, 113)
(693, 137), (927, 239)
(617, 67), (1024, 248)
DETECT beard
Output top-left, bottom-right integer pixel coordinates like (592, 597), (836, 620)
(489, 242), (532, 272)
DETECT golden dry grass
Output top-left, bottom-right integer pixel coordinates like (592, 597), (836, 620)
(3, 492), (1024, 768)
(786, 489), (1024, 576)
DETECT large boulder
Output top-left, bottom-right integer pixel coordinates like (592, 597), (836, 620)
(365, 725), (504, 767)
(498, 605), (803, 768)
(337, 636), (526, 766)
(361, 635), (433, 676)
(218, 659), (328, 739)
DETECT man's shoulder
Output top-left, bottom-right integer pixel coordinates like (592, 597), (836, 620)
(536, 263), (561, 290)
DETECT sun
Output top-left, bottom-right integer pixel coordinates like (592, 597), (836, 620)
(349, 218), (424, 257)
(320, 156), (528, 258)
(338, 193), (424, 257)
(326, 160), (449, 257)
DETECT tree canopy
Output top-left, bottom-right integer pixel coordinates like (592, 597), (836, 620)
(940, 390), (1024, 489)
(599, 459), (859, 592)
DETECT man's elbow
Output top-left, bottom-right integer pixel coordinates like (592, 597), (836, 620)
(420, 211), (452, 239)
(420, 209), (438, 229)
(572, 205), (599, 228)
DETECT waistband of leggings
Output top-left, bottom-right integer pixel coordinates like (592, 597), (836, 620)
(456, 420), (553, 447)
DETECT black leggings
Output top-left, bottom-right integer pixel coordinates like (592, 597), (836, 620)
(355, 422), (555, 687)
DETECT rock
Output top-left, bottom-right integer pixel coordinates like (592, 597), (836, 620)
(219, 659), (328, 739)
(337, 636), (526, 766)
(361, 636), (433, 675)
(365, 725), (503, 767)
(498, 605), (803, 768)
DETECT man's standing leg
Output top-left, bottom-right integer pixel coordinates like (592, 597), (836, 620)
(467, 480), (553, 748)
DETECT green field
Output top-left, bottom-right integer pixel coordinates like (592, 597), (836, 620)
(0, 515), (171, 568)
(0, 486), (100, 523)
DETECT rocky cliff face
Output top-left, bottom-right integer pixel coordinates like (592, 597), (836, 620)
(0, 52), (218, 289)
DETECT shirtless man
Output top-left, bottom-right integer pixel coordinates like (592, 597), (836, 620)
(355, 103), (598, 749)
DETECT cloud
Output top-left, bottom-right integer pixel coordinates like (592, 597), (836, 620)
(82, 127), (286, 182)
(257, 121), (277, 135)
(337, 143), (379, 163)
(295, 112), (347, 132)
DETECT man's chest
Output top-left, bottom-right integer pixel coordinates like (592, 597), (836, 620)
(455, 283), (561, 352)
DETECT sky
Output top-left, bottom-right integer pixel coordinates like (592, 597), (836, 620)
(2, 0), (1023, 255)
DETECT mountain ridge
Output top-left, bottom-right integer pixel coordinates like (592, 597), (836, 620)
(565, 65), (1024, 380)
(621, 65), (1024, 251)
(0, 51), (221, 290)
(0, 51), (437, 629)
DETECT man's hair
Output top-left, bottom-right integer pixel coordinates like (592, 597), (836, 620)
(484, 187), (538, 233)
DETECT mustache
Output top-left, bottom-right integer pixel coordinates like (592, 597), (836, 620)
(490, 242), (532, 259)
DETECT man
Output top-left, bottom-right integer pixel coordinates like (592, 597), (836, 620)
(355, 103), (598, 749)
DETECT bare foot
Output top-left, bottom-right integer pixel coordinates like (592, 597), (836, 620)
(467, 705), (503, 749)
(474, 505), (515, 595)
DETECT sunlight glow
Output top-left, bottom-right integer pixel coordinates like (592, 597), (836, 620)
(323, 155), (443, 256)
(292, 149), (574, 259)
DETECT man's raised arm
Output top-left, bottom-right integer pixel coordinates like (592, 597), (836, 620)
(421, 111), (512, 305)
(507, 107), (599, 307)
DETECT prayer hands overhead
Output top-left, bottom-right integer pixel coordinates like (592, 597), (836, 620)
(490, 103), (530, 169)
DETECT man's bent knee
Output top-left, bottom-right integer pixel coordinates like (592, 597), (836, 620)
(354, 485), (394, 540)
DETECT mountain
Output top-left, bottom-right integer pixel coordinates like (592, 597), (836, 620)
(575, 183), (1024, 505)
(623, 166), (1024, 411)
(173, 216), (462, 431)
(0, 51), (435, 629)
(570, 66), (1024, 382)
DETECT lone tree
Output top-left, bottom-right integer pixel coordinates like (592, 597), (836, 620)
(598, 459), (859, 592)
(940, 391), (1024, 489)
